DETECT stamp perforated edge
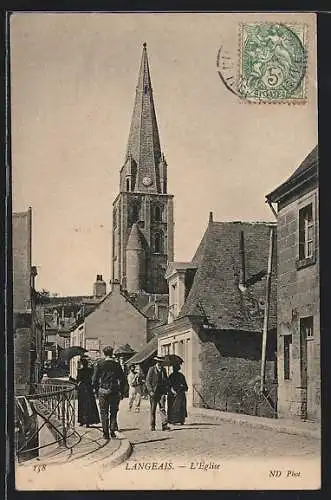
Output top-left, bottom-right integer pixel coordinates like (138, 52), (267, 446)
(236, 21), (309, 105)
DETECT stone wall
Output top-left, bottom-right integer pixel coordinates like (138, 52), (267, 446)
(13, 210), (32, 395)
(13, 211), (31, 312)
(277, 186), (320, 421)
(193, 330), (277, 418)
(14, 328), (32, 395)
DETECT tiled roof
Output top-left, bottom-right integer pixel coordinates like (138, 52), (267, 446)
(266, 146), (318, 202)
(178, 221), (277, 333)
(284, 145), (318, 183)
(127, 292), (169, 320)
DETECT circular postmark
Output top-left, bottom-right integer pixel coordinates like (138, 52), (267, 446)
(217, 23), (307, 102)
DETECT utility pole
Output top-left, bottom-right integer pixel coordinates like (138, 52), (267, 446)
(260, 227), (275, 394)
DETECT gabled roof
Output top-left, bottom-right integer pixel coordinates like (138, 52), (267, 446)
(266, 146), (318, 203)
(125, 291), (169, 321)
(178, 220), (277, 333)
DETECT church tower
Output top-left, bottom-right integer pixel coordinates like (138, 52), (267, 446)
(112, 43), (174, 294)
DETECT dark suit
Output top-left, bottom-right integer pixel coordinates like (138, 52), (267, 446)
(145, 365), (169, 430)
(92, 358), (125, 438)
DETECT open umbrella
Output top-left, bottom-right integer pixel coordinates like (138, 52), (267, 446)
(114, 344), (136, 356)
(162, 354), (184, 366)
(58, 346), (87, 362)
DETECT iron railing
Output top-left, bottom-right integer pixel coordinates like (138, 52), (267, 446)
(16, 381), (80, 461)
(192, 382), (278, 418)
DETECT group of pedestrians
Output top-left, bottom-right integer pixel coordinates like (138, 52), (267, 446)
(74, 347), (188, 440)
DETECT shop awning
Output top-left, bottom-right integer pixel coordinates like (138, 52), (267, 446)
(126, 336), (158, 365)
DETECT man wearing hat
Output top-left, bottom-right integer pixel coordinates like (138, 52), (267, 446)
(145, 356), (170, 431)
(92, 346), (125, 440)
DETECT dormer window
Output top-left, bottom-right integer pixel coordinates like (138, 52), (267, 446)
(144, 85), (148, 94)
(166, 263), (198, 324)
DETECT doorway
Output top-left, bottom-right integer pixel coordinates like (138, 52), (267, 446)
(299, 316), (313, 420)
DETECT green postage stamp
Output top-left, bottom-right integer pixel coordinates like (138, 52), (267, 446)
(239, 23), (307, 102)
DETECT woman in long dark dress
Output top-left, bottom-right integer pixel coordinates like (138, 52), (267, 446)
(76, 358), (100, 427)
(168, 364), (188, 425)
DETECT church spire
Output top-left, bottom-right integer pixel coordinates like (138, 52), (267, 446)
(125, 43), (162, 193)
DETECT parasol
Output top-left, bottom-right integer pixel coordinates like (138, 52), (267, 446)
(114, 344), (136, 356)
(58, 346), (87, 362)
(162, 354), (184, 366)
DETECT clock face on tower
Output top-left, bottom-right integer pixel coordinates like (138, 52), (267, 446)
(142, 176), (152, 186)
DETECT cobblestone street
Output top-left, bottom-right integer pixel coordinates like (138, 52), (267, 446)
(16, 398), (320, 491)
(117, 399), (319, 463)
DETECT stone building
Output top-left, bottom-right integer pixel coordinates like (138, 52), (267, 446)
(13, 208), (41, 394)
(266, 146), (320, 422)
(152, 214), (277, 416)
(69, 280), (164, 378)
(112, 43), (174, 295)
(68, 44), (174, 377)
(39, 275), (106, 374)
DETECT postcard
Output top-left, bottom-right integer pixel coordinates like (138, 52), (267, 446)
(10, 11), (320, 490)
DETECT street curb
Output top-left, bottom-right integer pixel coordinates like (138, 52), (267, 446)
(189, 408), (320, 440)
(100, 437), (132, 469)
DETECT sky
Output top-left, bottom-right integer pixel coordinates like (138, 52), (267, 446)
(10, 12), (317, 296)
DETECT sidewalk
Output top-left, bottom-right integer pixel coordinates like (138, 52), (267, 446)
(16, 398), (320, 490)
(16, 414), (132, 476)
(189, 406), (320, 439)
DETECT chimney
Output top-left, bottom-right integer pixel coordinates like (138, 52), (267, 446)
(154, 300), (159, 319)
(239, 230), (246, 291)
(93, 274), (106, 298)
(209, 211), (213, 223)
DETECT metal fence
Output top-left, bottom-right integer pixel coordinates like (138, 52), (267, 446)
(16, 381), (80, 462)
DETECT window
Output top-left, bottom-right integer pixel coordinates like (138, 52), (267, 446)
(162, 344), (171, 355)
(153, 231), (164, 253)
(299, 204), (314, 260)
(131, 203), (140, 223)
(300, 316), (314, 339)
(178, 340), (184, 359)
(152, 204), (163, 222)
(126, 178), (130, 192)
(284, 335), (292, 380)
